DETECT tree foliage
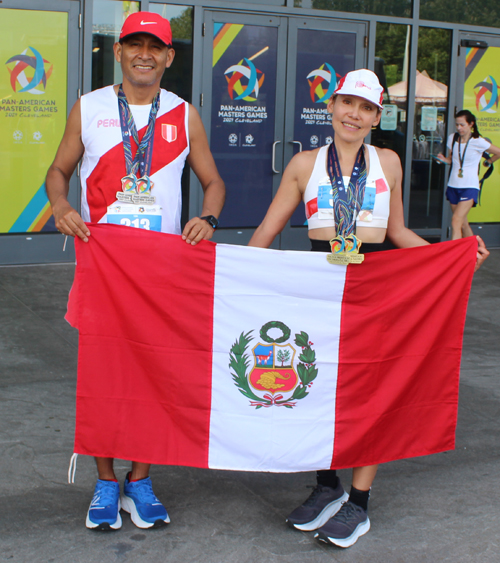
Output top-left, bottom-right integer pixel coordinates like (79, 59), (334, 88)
(170, 8), (193, 41)
(420, 0), (500, 28)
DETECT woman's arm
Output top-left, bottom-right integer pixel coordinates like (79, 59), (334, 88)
(436, 151), (451, 165)
(248, 151), (313, 248)
(483, 143), (500, 165)
(380, 147), (488, 270)
(380, 149), (429, 248)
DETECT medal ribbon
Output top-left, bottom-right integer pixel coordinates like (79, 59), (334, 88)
(117, 85), (160, 178)
(458, 136), (470, 174)
(327, 141), (367, 237)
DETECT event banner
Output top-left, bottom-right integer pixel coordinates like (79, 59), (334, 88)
(290, 28), (356, 226)
(0, 8), (68, 234)
(211, 23), (278, 228)
(463, 45), (500, 223)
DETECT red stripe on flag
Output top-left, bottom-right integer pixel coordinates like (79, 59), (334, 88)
(331, 237), (477, 469)
(72, 224), (215, 466)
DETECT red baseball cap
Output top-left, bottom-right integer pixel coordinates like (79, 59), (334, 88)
(119, 12), (172, 46)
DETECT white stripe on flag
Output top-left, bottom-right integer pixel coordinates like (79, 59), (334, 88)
(209, 244), (348, 472)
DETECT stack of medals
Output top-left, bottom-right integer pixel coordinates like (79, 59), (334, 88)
(326, 141), (367, 265)
(106, 85), (162, 232)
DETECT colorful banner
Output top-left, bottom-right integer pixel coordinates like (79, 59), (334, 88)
(0, 8), (68, 233)
(463, 46), (500, 222)
(211, 23), (278, 228)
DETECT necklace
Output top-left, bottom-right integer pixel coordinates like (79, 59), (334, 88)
(457, 136), (471, 179)
(326, 141), (367, 237)
(116, 85), (160, 204)
(325, 141), (367, 265)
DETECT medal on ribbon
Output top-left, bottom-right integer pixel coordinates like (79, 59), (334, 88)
(327, 234), (364, 264)
(325, 141), (367, 265)
(457, 137), (470, 179)
(116, 85), (159, 205)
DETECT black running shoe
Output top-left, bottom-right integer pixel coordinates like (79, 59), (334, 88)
(286, 482), (348, 531)
(315, 501), (370, 548)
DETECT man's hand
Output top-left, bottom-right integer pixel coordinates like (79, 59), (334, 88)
(474, 235), (489, 272)
(53, 200), (90, 242)
(182, 217), (215, 245)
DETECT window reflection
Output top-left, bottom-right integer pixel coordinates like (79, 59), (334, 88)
(149, 4), (193, 102)
(92, 0), (140, 91)
(372, 23), (411, 171)
(409, 27), (452, 229)
(293, 0), (412, 18)
(420, 0), (500, 28)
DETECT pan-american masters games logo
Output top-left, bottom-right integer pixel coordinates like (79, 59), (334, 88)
(224, 57), (265, 102)
(307, 63), (340, 104)
(5, 46), (53, 94)
(474, 75), (499, 113)
(230, 321), (318, 409)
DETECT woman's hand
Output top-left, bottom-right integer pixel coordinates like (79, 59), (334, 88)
(474, 235), (489, 272)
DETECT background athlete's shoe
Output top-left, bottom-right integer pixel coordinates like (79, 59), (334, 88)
(315, 500), (371, 548)
(85, 479), (122, 531)
(121, 473), (170, 529)
(286, 482), (348, 531)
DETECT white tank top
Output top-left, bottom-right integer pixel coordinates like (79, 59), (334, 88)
(303, 144), (391, 231)
(80, 85), (190, 235)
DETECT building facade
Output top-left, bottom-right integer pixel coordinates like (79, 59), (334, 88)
(2, 0), (500, 264)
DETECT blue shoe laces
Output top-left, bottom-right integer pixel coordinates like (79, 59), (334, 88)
(128, 478), (161, 505)
(92, 481), (119, 508)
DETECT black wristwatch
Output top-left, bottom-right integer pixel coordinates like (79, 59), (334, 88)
(200, 215), (219, 229)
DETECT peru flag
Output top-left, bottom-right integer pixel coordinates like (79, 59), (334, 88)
(67, 225), (476, 471)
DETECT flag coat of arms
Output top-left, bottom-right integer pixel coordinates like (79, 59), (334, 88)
(66, 225), (476, 472)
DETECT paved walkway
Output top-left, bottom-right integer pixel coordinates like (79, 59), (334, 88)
(1, 251), (499, 563)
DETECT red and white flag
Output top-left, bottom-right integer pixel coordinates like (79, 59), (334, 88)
(67, 225), (476, 471)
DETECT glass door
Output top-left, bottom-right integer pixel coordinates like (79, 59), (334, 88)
(200, 12), (366, 249)
(0, 0), (80, 264)
(280, 18), (367, 249)
(456, 33), (500, 247)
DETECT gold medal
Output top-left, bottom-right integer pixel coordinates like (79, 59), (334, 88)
(458, 169), (463, 178)
(327, 234), (365, 265)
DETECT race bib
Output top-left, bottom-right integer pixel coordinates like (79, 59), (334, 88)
(107, 204), (162, 232)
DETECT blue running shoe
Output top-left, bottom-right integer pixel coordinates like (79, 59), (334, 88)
(86, 479), (122, 531)
(121, 473), (170, 529)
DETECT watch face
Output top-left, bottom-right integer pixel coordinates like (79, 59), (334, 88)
(202, 215), (218, 229)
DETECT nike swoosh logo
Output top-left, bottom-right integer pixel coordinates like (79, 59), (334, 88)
(140, 21), (157, 25)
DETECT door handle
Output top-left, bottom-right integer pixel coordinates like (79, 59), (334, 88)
(291, 140), (303, 153)
(272, 140), (281, 173)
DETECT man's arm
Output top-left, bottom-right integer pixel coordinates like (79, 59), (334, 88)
(46, 99), (90, 242)
(182, 104), (225, 245)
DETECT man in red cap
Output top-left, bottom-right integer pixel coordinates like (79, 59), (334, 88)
(46, 11), (225, 531)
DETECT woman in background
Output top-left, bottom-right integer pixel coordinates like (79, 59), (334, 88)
(437, 109), (500, 239)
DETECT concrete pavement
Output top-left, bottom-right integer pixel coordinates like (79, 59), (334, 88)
(1, 251), (499, 563)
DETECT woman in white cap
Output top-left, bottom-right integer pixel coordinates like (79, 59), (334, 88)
(249, 68), (489, 548)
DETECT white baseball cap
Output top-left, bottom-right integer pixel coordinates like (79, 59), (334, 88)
(334, 69), (384, 109)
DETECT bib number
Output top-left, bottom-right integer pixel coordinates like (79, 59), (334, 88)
(107, 204), (162, 232)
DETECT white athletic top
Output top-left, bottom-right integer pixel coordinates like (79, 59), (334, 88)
(304, 144), (391, 231)
(80, 85), (190, 234)
(446, 134), (490, 190)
